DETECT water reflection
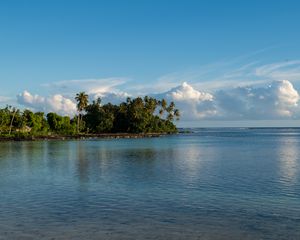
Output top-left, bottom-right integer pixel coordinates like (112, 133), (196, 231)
(0, 131), (300, 239)
(0, 142), (14, 166)
(174, 145), (203, 182)
(277, 138), (299, 186)
(76, 142), (90, 182)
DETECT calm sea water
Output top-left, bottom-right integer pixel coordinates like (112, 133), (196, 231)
(0, 128), (300, 240)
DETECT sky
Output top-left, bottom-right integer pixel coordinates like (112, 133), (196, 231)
(1, 0), (300, 127)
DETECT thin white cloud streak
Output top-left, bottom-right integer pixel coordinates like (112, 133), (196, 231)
(143, 59), (300, 93)
(42, 77), (129, 95)
(254, 61), (300, 81)
(255, 60), (300, 77)
(126, 60), (244, 94)
(0, 96), (12, 103)
(131, 47), (277, 93)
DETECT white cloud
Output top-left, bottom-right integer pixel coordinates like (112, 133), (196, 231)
(214, 80), (300, 119)
(0, 96), (12, 103)
(255, 61), (300, 80)
(155, 80), (300, 121)
(92, 91), (131, 104)
(155, 82), (217, 120)
(16, 90), (130, 116)
(168, 82), (213, 102)
(42, 77), (129, 95)
(17, 91), (77, 116)
(142, 58), (300, 94)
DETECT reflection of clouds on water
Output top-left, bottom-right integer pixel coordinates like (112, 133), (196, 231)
(174, 144), (208, 182)
(278, 139), (299, 186)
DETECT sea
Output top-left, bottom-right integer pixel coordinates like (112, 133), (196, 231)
(0, 128), (299, 239)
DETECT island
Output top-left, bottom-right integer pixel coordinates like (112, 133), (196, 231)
(0, 92), (180, 141)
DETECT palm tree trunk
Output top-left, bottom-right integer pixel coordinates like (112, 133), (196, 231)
(80, 114), (84, 133)
(0, 117), (4, 134)
(77, 113), (80, 134)
(9, 110), (16, 135)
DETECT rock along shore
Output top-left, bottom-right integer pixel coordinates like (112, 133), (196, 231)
(0, 133), (171, 142)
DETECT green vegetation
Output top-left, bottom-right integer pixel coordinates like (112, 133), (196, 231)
(0, 93), (180, 139)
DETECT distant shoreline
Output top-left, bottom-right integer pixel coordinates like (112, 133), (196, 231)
(0, 133), (173, 142)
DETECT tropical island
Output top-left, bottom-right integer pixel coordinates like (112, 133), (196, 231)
(0, 92), (180, 140)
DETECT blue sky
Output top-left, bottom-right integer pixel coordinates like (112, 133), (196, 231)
(1, 0), (300, 126)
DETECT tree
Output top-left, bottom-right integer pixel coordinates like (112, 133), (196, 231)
(9, 107), (18, 135)
(75, 92), (89, 133)
(0, 107), (11, 134)
(174, 109), (180, 121)
(84, 99), (118, 133)
(21, 110), (49, 134)
(84, 98), (102, 132)
(0, 95), (180, 137)
(46, 112), (76, 134)
(158, 99), (167, 116)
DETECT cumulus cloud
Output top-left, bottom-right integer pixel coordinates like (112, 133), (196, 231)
(155, 82), (217, 120)
(155, 80), (300, 121)
(17, 91), (76, 116)
(16, 90), (130, 116)
(214, 80), (300, 119)
(168, 82), (213, 102)
(16, 77), (133, 116)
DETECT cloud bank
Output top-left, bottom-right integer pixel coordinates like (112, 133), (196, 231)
(214, 80), (300, 120)
(157, 80), (300, 121)
(17, 79), (300, 121)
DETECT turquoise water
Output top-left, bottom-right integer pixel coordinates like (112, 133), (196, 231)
(0, 128), (299, 239)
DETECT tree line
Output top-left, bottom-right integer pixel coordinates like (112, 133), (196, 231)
(0, 92), (180, 137)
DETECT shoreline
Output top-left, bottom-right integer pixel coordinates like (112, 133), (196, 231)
(0, 132), (172, 142)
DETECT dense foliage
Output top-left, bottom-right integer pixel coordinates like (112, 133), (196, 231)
(0, 94), (179, 137)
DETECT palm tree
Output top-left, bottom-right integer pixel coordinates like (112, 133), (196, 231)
(9, 107), (18, 135)
(158, 99), (167, 116)
(75, 92), (89, 133)
(166, 101), (175, 121)
(174, 109), (180, 121)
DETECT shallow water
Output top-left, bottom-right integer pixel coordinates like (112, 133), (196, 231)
(0, 128), (299, 239)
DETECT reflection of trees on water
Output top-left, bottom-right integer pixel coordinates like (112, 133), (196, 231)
(124, 148), (157, 163)
(0, 142), (14, 160)
(75, 142), (116, 184)
(41, 141), (74, 180)
(74, 144), (177, 184)
(76, 142), (90, 183)
(0, 141), (48, 171)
